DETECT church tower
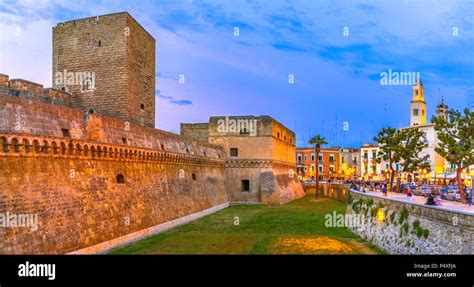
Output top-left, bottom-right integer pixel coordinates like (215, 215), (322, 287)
(410, 78), (426, 126)
(436, 97), (448, 121)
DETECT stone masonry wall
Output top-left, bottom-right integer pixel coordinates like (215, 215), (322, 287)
(0, 92), (229, 254)
(180, 123), (210, 142)
(0, 93), (224, 158)
(347, 190), (474, 254)
(52, 12), (155, 127)
(225, 160), (304, 205)
(0, 133), (228, 254)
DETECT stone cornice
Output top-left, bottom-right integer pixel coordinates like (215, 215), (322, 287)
(225, 159), (296, 169)
(0, 132), (225, 167)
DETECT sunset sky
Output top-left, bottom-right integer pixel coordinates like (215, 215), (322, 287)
(1, 0), (473, 147)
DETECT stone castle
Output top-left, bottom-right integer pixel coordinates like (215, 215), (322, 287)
(0, 12), (303, 254)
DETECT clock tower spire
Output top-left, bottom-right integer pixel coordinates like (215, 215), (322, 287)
(410, 78), (426, 126)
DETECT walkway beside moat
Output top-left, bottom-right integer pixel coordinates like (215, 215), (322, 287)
(110, 190), (383, 254)
(360, 190), (474, 215)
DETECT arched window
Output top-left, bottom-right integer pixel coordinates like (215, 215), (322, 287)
(116, 174), (125, 184)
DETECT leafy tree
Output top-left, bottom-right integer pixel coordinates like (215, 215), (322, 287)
(398, 128), (431, 172)
(432, 108), (474, 203)
(396, 128), (431, 191)
(308, 135), (328, 198)
(374, 127), (403, 190)
(375, 127), (430, 192)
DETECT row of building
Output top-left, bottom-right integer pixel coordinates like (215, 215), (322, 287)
(296, 80), (473, 185)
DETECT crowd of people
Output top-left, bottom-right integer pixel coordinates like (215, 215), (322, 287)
(348, 180), (472, 207)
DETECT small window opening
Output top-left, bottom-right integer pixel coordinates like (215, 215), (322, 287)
(61, 128), (71, 138)
(242, 180), (250, 192)
(230, 148), (238, 157)
(116, 174), (125, 184)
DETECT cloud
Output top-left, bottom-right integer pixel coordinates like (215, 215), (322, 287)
(169, 99), (192, 105)
(1, 0), (472, 147)
(156, 89), (192, 106)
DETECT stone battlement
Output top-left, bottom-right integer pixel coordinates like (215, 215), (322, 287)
(0, 75), (73, 107)
(0, 92), (224, 158)
(54, 12), (155, 41)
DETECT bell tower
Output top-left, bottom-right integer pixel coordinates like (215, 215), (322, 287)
(436, 96), (448, 121)
(410, 78), (426, 126)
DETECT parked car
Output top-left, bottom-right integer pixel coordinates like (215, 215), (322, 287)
(443, 188), (461, 201)
(417, 185), (432, 197)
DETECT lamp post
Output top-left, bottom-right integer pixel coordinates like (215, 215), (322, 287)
(444, 165), (447, 186)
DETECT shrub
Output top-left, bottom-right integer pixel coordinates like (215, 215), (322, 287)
(401, 223), (409, 237)
(365, 198), (374, 207)
(422, 229), (429, 239)
(412, 220), (423, 238)
(399, 207), (408, 225)
(390, 212), (396, 224)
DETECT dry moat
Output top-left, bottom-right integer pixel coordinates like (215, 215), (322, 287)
(110, 190), (381, 255)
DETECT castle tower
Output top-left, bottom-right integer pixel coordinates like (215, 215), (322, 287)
(436, 97), (448, 121)
(52, 12), (155, 127)
(410, 78), (426, 126)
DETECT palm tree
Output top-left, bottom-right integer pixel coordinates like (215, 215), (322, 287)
(308, 135), (328, 198)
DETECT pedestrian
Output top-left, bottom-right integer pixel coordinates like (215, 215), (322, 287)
(405, 187), (412, 201)
(425, 193), (437, 206)
(467, 191), (472, 207)
(382, 184), (388, 197)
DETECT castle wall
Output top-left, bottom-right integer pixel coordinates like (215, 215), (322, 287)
(271, 120), (296, 163)
(261, 163), (304, 205)
(0, 91), (229, 254)
(204, 115), (303, 205)
(0, 135), (228, 254)
(0, 93), (224, 158)
(225, 160), (304, 205)
(209, 136), (273, 159)
(180, 123), (210, 142)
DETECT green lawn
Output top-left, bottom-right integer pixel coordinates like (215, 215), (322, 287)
(109, 191), (383, 254)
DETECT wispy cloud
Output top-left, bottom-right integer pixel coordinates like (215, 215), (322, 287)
(156, 89), (192, 105)
(0, 0), (472, 147)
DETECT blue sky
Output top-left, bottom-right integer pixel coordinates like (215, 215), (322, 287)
(1, 0), (473, 147)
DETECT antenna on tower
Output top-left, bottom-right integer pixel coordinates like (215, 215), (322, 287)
(321, 120), (324, 138)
